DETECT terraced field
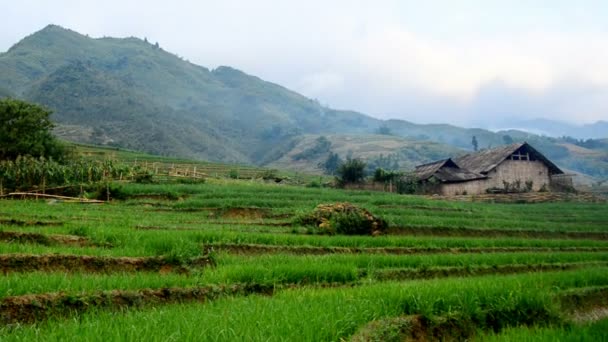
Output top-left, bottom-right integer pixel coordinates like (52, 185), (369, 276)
(1, 179), (607, 340)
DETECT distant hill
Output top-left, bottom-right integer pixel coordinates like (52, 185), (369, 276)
(1, 25), (607, 179)
(489, 118), (608, 140)
(0, 86), (12, 98)
(269, 134), (465, 173)
(0, 25), (378, 163)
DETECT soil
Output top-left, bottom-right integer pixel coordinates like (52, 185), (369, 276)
(0, 231), (91, 246)
(389, 226), (608, 240)
(0, 218), (62, 227)
(351, 314), (476, 342)
(204, 243), (608, 256)
(377, 205), (472, 213)
(213, 207), (271, 220)
(372, 262), (606, 281)
(0, 254), (214, 274)
(0, 283), (274, 325)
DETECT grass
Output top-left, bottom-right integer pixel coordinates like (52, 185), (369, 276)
(2, 268), (608, 341)
(479, 318), (608, 341)
(4, 252), (607, 297)
(0, 178), (607, 340)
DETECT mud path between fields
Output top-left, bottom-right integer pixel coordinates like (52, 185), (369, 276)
(0, 284), (273, 325)
(2, 267), (606, 327)
(561, 286), (608, 323)
(204, 243), (608, 255)
(390, 226), (608, 240)
(0, 231), (95, 246)
(371, 262), (608, 281)
(0, 218), (62, 227)
(0, 254), (214, 274)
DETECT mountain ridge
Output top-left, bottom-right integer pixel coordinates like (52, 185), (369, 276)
(1, 25), (606, 179)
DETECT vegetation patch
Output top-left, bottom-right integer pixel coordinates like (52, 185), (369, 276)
(296, 202), (387, 235)
(0, 254), (214, 274)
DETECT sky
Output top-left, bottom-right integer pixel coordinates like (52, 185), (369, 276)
(2, 0), (608, 126)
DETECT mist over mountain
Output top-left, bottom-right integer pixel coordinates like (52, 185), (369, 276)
(1, 25), (606, 179)
(487, 118), (608, 140)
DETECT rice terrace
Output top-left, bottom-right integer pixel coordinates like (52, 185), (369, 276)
(0, 145), (605, 341)
(2, 7), (608, 340)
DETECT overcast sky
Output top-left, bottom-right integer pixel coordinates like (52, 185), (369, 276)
(2, 0), (608, 126)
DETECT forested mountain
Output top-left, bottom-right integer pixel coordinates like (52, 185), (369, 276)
(1, 25), (606, 179)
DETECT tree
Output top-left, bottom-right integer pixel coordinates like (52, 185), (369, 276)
(471, 136), (478, 151)
(336, 157), (366, 185)
(502, 134), (514, 145)
(319, 152), (342, 175)
(293, 136), (331, 161)
(376, 125), (392, 135)
(0, 98), (66, 161)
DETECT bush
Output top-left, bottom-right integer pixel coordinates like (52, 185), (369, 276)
(0, 98), (67, 161)
(373, 168), (401, 183)
(134, 172), (154, 184)
(228, 169), (239, 179)
(92, 183), (128, 201)
(336, 158), (366, 186)
(294, 202), (387, 236)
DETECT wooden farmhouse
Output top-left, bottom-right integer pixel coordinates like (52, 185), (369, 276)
(413, 142), (572, 196)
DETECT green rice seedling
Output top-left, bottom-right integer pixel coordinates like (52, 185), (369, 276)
(3, 268), (608, 341)
(479, 318), (608, 341)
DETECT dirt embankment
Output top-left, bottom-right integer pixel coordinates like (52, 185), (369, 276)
(389, 226), (608, 240)
(0, 218), (62, 227)
(0, 231), (92, 246)
(372, 262), (607, 281)
(0, 254), (214, 274)
(351, 286), (608, 341)
(561, 286), (608, 323)
(204, 243), (608, 256)
(0, 284), (274, 325)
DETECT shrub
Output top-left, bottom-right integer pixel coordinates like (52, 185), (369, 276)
(295, 202), (387, 236)
(134, 171), (154, 184)
(228, 169), (239, 179)
(92, 183), (128, 201)
(336, 158), (366, 186)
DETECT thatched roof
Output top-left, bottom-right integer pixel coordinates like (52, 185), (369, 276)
(454, 142), (564, 175)
(414, 158), (486, 183)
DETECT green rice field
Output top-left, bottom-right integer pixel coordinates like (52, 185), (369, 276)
(1, 177), (607, 340)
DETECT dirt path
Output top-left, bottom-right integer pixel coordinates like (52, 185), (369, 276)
(0, 284), (273, 325)
(0, 254), (213, 274)
(0, 231), (92, 246)
(205, 243), (608, 255)
(389, 226), (608, 240)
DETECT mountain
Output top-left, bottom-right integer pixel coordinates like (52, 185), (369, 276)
(0, 25), (379, 163)
(268, 134), (465, 174)
(489, 118), (608, 140)
(1, 25), (607, 179)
